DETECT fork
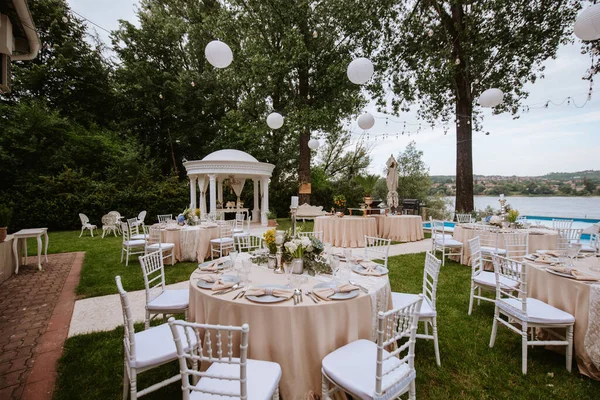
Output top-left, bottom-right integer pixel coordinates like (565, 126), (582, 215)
(233, 287), (248, 300)
(306, 289), (320, 303)
(349, 280), (369, 294)
(304, 289), (317, 304)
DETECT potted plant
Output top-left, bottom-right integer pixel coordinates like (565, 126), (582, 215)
(0, 204), (12, 243)
(354, 174), (379, 209)
(333, 195), (347, 216)
(267, 210), (278, 227)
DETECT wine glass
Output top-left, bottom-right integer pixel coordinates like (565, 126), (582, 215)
(330, 257), (340, 283)
(566, 243), (582, 267)
(283, 262), (294, 287)
(229, 250), (239, 271)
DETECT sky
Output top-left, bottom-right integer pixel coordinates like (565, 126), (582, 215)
(67, 0), (600, 177)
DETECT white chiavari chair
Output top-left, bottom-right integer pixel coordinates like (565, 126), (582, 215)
(489, 255), (574, 374)
(168, 318), (282, 400)
(557, 228), (583, 249)
(210, 223), (235, 259)
(321, 295), (423, 400)
(237, 235), (265, 253)
(363, 235), (391, 269)
(145, 226), (175, 265)
(157, 214), (173, 223)
(121, 222), (145, 266)
(502, 232), (529, 261)
(428, 217), (453, 242)
(116, 276), (197, 400)
(581, 233), (599, 254)
(455, 213), (473, 224)
(431, 220), (463, 266)
(467, 237), (518, 315)
(392, 252), (442, 366)
(297, 231), (324, 241)
(552, 218), (573, 230)
(473, 224), (505, 264)
(127, 217), (148, 241)
(139, 250), (189, 330)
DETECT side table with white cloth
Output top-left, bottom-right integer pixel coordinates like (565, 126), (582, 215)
(13, 228), (49, 273)
(526, 255), (600, 380)
(188, 253), (392, 398)
(373, 214), (424, 242)
(160, 225), (219, 264)
(314, 216), (377, 248)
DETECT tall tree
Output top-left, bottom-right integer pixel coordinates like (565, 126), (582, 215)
(396, 141), (431, 201)
(374, 0), (579, 212)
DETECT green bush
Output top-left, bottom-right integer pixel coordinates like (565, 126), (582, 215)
(0, 204), (12, 227)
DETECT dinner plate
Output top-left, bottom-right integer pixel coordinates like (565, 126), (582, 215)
(312, 282), (359, 300)
(197, 260), (230, 271)
(545, 268), (576, 279)
(352, 264), (389, 276)
(245, 285), (290, 303)
(335, 254), (364, 263)
(524, 254), (537, 261)
(196, 274), (239, 289)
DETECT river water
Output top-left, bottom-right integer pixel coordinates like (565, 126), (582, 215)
(444, 196), (600, 220)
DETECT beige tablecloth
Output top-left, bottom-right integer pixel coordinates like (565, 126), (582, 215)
(374, 215), (424, 242)
(314, 216), (377, 248)
(527, 256), (600, 380)
(452, 225), (559, 265)
(161, 226), (219, 263)
(189, 254), (392, 399)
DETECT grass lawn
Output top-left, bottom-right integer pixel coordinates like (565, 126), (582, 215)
(54, 251), (599, 399)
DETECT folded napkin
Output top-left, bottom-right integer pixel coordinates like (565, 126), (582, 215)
(548, 266), (599, 281)
(314, 284), (359, 301)
(212, 279), (236, 291)
(244, 287), (294, 299)
(533, 255), (558, 265)
(356, 262), (385, 276)
(198, 274), (219, 283)
(538, 251), (562, 258)
(199, 261), (220, 272)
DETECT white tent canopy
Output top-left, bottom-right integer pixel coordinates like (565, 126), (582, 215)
(183, 149), (275, 226)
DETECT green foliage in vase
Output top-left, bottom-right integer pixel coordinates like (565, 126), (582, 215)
(507, 209), (520, 224)
(354, 174), (380, 197)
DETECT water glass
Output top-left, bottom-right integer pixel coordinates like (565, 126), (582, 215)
(339, 264), (350, 284)
(330, 257), (340, 283)
(242, 259), (252, 284)
(283, 262), (294, 287)
(343, 249), (352, 260)
(229, 251), (239, 270)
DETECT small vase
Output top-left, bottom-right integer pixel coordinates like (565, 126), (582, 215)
(268, 255), (277, 269)
(292, 258), (304, 274)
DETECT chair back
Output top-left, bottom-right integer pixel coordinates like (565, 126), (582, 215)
(121, 222), (132, 242)
(468, 236), (484, 277)
(138, 210), (147, 223)
(158, 214), (173, 223)
(218, 223), (234, 240)
(375, 295), (423, 396)
(492, 255), (527, 315)
(456, 213), (473, 224)
(473, 224), (500, 262)
(363, 236), (392, 268)
(422, 252), (442, 310)
(502, 232), (529, 261)
(557, 228), (583, 249)
(79, 213), (89, 225)
(238, 235), (265, 252)
(430, 219), (447, 243)
(127, 217), (140, 236)
(108, 211), (122, 221)
(115, 276), (137, 366)
(552, 219), (573, 230)
(168, 318), (250, 399)
(101, 214), (115, 226)
(139, 250), (166, 304)
(234, 212), (245, 228)
(590, 233), (600, 254)
(147, 225), (162, 246)
(297, 231), (323, 241)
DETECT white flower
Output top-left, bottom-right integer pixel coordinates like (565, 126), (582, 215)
(285, 242), (298, 254)
(301, 237), (311, 248)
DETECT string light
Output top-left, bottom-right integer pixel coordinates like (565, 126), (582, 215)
(313, 30), (318, 38)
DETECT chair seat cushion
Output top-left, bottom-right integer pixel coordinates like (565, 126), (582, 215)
(131, 234), (148, 240)
(322, 339), (414, 400)
(498, 298), (575, 325)
(391, 292), (435, 318)
(233, 232), (250, 238)
(480, 246), (506, 254)
(232, 228), (244, 233)
(146, 243), (175, 251)
(132, 324), (196, 369)
(125, 240), (146, 247)
(580, 244), (596, 252)
(433, 233), (453, 241)
(473, 271), (519, 289)
(210, 238), (235, 244)
(191, 359), (281, 400)
(434, 238), (463, 247)
(148, 289), (189, 311)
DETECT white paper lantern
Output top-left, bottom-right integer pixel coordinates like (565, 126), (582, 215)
(575, 4), (600, 41)
(266, 112), (284, 129)
(204, 40), (233, 68)
(347, 58), (374, 85)
(308, 139), (320, 149)
(478, 88), (504, 108)
(357, 112), (375, 130)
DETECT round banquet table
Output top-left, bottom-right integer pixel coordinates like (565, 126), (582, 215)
(452, 225), (559, 265)
(373, 215), (424, 242)
(188, 253), (392, 399)
(314, 216), (377, 248)
(526, 256), (600, 380)
(160, 225), (219, 264)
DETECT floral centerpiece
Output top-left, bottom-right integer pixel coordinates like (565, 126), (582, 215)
(263, 228), (277, 254)
(333, 194), (346, 209)
(178, 207), (199, 226)
(488, 215), (502, 227)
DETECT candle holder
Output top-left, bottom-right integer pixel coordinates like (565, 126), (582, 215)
(291, 206), (298, 238)
(498, 197), (507, 223)
(274, 231), (284, 274)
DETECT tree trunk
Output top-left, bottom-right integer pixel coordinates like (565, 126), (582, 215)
(298, 4), (311, 205)
(298, 129), (310, 205)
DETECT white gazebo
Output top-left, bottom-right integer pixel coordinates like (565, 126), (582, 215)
(183, 149), (275, 226)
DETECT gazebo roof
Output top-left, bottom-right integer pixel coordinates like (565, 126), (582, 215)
(184, 149), (274, 178)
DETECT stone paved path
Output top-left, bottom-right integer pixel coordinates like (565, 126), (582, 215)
(0, 252), (83, 400)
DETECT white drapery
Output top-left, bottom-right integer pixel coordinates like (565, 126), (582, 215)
(386, 155), (399, 209)
(198, 176), (209, 215)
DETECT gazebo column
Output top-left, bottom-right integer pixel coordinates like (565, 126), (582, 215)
(190, 175), (197, 209)
(209, 174), (217, 213)
(252, 178), (260, 222)
(198, 175), (207, 216)
(261, 177), (269, 226)
(217, 177), (223, 205)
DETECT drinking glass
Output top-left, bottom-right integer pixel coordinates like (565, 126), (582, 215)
(283, 262), (294, 287)
(229, 251), (239, 271)
(330, 257), (340, 283)
(343, 248), (352, 261)
(324, 242), (333, 261)
(339, 264), (350, 284)
(242, 259), (252, 284)
(566, 243), (582, 267)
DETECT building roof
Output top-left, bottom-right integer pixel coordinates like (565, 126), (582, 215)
(0, 0), (39, 60)
(201, 149), (259, 163)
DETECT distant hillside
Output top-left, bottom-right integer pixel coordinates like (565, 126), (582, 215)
(431, 170), (600, 181)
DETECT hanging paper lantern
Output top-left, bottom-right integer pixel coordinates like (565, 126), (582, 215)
(204, 40), (233, 68)
(266, 112), (284, 129)
(347, 58), (374, 85)
(357, 113), (375, 130)
(574, 4), (600, 41)
(478, 88), (504, 108)
(308, 139), (320, 149)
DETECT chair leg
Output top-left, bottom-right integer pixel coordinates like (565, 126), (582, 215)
(521, 322), (528, 375)
(468, 282), (475, 315)
(489, 308), (499, 348)
(423, 319), (429, 338)
(272, 386), (280, 400)
(122, 360), (129, 400)
(125, 248), (130, 267)
(130, 367), (137, 400)
(408, 380), (416, 400)
(432, 317), (441, 366)
(121, 248), (124, 263)
(566, 325), (574, 372)
(321, 373), (330, 400)
(80, 227), (84, 238)
(145, 310), (150, 330)
(477, 287), (481, 306)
